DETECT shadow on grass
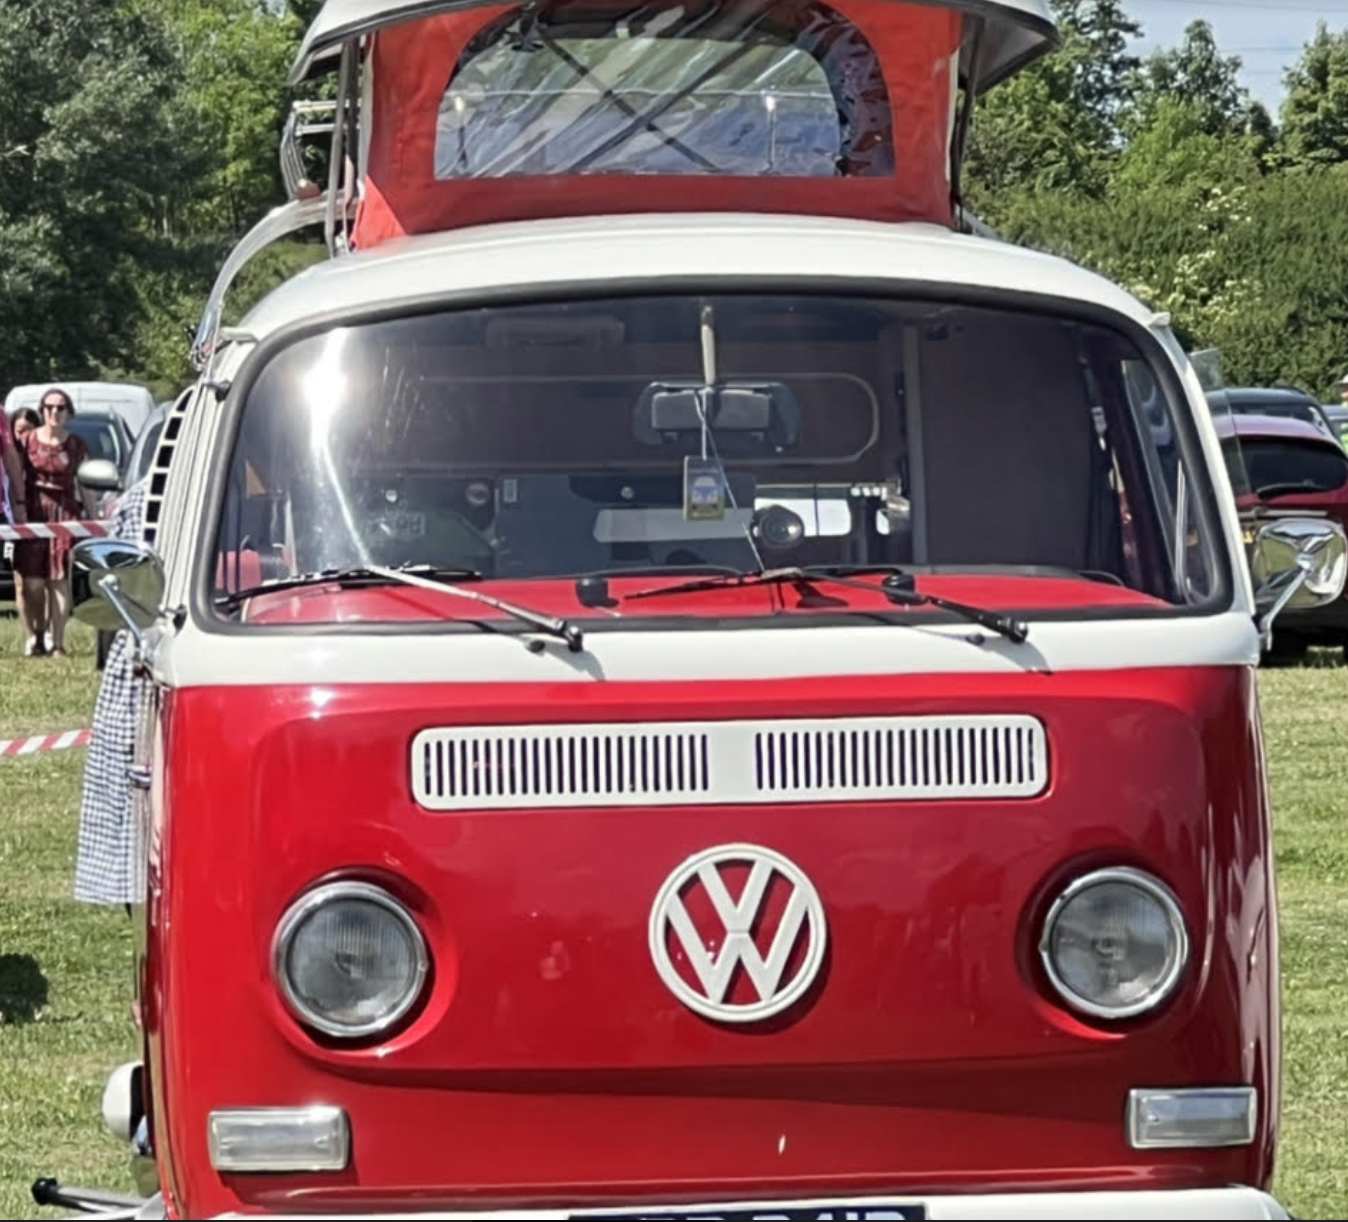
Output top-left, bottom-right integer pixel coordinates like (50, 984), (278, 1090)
(1262, 646), (1348, 672)
(0, 954), (50, 1025)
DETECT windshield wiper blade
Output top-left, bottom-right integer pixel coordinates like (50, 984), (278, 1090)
(626, 564), (1030, 644)
(363, 564), (584, 652)
(870, 571), (1030, 645)
(216, 563), (584, 653)
(213, 565), (484, 608)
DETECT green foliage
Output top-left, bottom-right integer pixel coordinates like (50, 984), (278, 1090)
(971, 7), (1348, 401)
(0, 0), (185, 389)
(0, 0), (304, 397)
(1281, 23), (1348, 171)
(965, 0), (1140, 205)
(1127, 20), (1252, 139)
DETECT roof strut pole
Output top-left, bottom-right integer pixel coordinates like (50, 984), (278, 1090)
(326, 41), (356, 256)
(949, 16), (985, 220)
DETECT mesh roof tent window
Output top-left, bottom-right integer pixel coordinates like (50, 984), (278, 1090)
(435, 2), (893, 180)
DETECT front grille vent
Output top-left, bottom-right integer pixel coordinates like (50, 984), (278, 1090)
(412, 716), (1047, 811)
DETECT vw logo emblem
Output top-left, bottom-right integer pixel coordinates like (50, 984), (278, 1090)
(649, 844), (828, 1024)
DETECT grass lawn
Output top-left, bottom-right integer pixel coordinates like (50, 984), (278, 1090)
(0, 602), (1344, 1217)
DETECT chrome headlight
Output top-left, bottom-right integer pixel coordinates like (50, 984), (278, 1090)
(1039, 867), (1188, 1019)
(273, 882), (429, 1038)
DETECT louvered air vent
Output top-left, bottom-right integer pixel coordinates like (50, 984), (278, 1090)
(411, 716), (1047, 811)
(141, 386), (192, 548)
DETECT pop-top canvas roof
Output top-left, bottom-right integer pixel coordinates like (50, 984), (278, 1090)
(291, 0), (1058, 92)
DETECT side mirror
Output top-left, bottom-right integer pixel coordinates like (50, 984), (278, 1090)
(70, 538), (166, 643)
(1251, 517), (1348, 636)
(78, 458), (123, 494)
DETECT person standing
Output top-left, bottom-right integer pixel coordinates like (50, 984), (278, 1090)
(16, 388), (94, 657)
(1337, 371), (1348, 407)
(11, 407), (41, 445)
(1, 408), (28, 532)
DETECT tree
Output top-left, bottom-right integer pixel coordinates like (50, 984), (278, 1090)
(965, 0), (1141, 205)
(0, 0), (186, 390)
(1128, 20), (1256, 139)
(1280, 22), (1348, 169)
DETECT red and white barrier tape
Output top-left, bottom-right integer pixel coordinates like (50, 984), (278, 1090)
(0, 728), (93, 758)
(0, 520), (110, 543)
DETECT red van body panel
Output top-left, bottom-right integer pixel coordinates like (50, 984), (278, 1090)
(140, 658), (1277, 1218)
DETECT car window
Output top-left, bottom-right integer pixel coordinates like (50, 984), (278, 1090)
(1242, 439), (1348, 496)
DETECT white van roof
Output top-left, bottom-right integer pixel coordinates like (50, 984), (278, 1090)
(291, 0), (1059, 93)
(4, 381), (154, 436)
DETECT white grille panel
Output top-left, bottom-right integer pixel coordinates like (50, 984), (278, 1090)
(412, 716), (1047, 810)
(754, 719), (1046, 799)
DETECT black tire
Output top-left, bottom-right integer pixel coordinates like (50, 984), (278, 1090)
(1263, 631), (1310, 667)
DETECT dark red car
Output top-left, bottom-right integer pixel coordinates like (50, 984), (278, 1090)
(1218, 412), (1348, 659)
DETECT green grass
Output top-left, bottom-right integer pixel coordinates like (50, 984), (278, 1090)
(0, 606), (1343, 1217)
(0, 608), (137, 1219)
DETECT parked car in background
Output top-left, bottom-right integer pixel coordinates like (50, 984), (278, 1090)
(1320, 402), (1348, 448)
(1216, 412), (1348, 661)
(5, 380), (155, 438)
(1209, 386), (1339, 445)
(68, 409), (135, 498)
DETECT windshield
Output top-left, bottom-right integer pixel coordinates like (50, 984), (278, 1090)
(68, 417), (124, 467)
(211, 293), (1227, 625)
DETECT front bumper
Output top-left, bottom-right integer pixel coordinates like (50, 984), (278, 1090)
(206, 1187), (1289, 1220)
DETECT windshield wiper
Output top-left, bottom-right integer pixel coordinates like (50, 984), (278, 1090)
(214, 564), (483, 608)
(626, 564), (1030, 644)
(1255, 481), (1319, 500)
(216, 563), (584, 653)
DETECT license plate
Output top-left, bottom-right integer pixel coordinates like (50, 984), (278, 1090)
(372, 510), (426, 539)
(580, 1203), (926, 1220)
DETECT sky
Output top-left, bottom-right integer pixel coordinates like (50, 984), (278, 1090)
(1125, 0), (1348, 118)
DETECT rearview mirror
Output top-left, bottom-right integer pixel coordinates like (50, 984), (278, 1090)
(71, 538), (166, 643)
(634, 380), (801, 453)
(1251, 517), (1348, 637)
(78, 458), (122, 494)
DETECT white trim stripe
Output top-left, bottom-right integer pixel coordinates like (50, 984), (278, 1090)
(157, 612), (1261, 689)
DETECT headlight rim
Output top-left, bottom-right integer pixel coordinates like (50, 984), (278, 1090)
(272, 879), (430, 1040)
(1038, 865), (1190, 1021)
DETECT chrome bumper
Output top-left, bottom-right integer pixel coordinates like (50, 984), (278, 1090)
(210, 1186), (1290, 1220)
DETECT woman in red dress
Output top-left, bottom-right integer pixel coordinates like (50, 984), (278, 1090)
(16, 388), (95, 657)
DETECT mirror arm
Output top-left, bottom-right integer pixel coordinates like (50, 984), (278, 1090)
(96, 574), (153, 647)
(1255, 555), (1313, 638)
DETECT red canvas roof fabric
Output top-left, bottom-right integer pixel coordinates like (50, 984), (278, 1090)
(353, 0), (962, 248)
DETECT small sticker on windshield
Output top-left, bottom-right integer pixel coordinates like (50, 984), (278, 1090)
(684, 456), (725, 521)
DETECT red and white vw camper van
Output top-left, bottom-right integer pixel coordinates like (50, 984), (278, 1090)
(39, 1), (1347, 1218)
